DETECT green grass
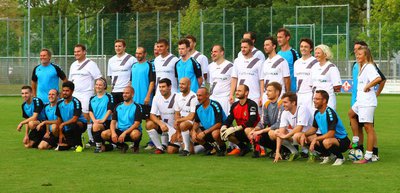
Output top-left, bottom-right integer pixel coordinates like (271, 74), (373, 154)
(1, 94), (400, 193)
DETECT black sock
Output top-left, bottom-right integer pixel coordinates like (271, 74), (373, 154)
(203, 142), (213, 150)
(219, 143), (227, 151)
(358, 145), (364, 152)
(373, 147), (378, 156)
(329, 145), (343, 159)
(104, 144), (114, 151)
(237, 142), (247, 150)
(92, 130), (103, 143)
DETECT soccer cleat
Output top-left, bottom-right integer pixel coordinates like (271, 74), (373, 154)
(260, 148), (266, 157)
(288, 153), (300, 161)
(144, 144), (155, 150)
(203, 149), (215, 156)
(121, 144), (129, 154)
(227, 148), (241, 155)
(307, 153), (316, 163)
(238, 146), (251, 157)
(154, 148), (165, 154)
(85, 140), (96, 148)
(353, 158), (372, 164)
(351, 142), (358, 149)
(332, 158), (345, 166)
(94, 147), (102, 153)
(180, 150), (190, 156)
(252, 150), (260, 158)
(132, 146), (139, 154)
(320, 156), (331, 164)
(371, 155), (379, 162)
(75, 145), (83, 153)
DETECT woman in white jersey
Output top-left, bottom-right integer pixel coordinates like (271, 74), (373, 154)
(311, 44), (342, 110)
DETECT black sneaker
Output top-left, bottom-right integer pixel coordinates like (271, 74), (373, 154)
(238, 146), (251, 157)
(300, 152), (309, 158)
(252, 150), (260, 158)
(180, 150), (190, 156)
(204, 149), (214, 156)
(120, 143), (129, 154)
(94, 147), (102, 153)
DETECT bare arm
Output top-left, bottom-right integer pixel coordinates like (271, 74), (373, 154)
(230, 77), (238, 104)
(284, 77), (290, 93)
(144, 81), (155, 105)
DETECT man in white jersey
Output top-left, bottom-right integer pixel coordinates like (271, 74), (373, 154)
(69, 44), (102, 145)
(154, 38), (179, 94)
(174, 78), (198, 156)
(262, 36), (290, 104)
(108, 39), (138, 105)
(294, 38), (318, 111)
(186, 35), (209, 82)
(230, 38), (264, 107)
(274, 92), (314, 162)
(145, 78), (179, 154)
(208, 44), (233, 116)
(237, 31), (265, 62)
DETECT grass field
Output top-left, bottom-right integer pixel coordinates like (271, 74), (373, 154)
(1, 94), (399, 193)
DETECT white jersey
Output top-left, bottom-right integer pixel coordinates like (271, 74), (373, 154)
(232, 56), (263, 100)
(356, 63), (380, 107)
(263, 54), (290, 93)
(150, 93), (177, 126)
(154, 54), (179, 94)
(279, 105), (313, 133)
(311, 61), (342, 96)
(294, 56), (318, 93)
(69, 58), (102, 93)
(237, 47), (265, 63)
(174, 91), (198, 117)
(107, 53), (137, 93)
(208, 59), (233, 98)
(191, 51), (209, 76)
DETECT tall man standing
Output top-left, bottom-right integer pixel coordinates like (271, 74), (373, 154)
(186, 35), (209, 82)
(277, 28), (300, 92)
(154, 38), (179, 94)
(237, 31), (265, 62)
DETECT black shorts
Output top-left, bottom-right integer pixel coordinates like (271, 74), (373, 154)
(337, 137), (351, 153)
(28, 128), (46, 148)
(112, 92), (124, 105)
(140, 104), (151, 120)
(234, 130), (249, 143)
(103, 120), (111, 129)
(42, 133), (58, 147)
(115, 129), (142, 142)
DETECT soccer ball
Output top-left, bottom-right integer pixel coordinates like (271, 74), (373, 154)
(348, 149), (363, 161)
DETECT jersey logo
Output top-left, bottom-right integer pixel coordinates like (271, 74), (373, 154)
(120, 54), (132, 66)
(247, 58), (260, 68)
(77, 59), (91, 70)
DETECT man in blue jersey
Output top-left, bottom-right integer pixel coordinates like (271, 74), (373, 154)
(55, 81), (87, 152)
(131, 46), (155, 121)
(31, 48), (67, 103)
(307, 90), (350, 166)
(192, 87), (227, 156)
(89, 78), (114, 153)
(101, 86), (143, 153)
(175, 38), (203, 93)
(37, 89), (60, 150)
(17, 85), (46, 148)
(277, 28), (300, 92)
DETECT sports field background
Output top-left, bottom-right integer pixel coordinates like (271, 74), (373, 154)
(0, 94), (399, 193)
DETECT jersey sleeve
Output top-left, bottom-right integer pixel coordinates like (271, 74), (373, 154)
(148, 62), (156, 82)
(88, 96), (95, 112)
(173, 95), (180, 112)
(366, 64), (381, 82)
(279, 111), (289, 128)
(190, 95), (198, 113)
(244, 100), (259, 128)
(312, 110), (319, 128)
(263, 106), (270, 127)
(73, 98), (83, 117)
(257, 60), (263, 81)
(33, 98), (44, 114)
(107, 59), (112, 77)
(191, 58), (203, 78)
(330, 66), (342, 86)
(106, 93), (114, 111)
(199, 55), (208, 75)
(281, 59), (290, 77)
(326, 108), (338, 131)
(213, 102), (223, 124)
(223, 102), (236, 127)
(22, 103), (28, 118)
(31, 66), (38, 82)
(89, 62), (102, 79)
(55, 101), (62, 119)
(53, 64), (66, 80)
(174, 61), (179, 78)
(297, 106), (310, 126)
(194, 104), (201, 123)
(112, 105), (119, 120)
(375, 65), (386, 81)
(255, 50), (266, 63)
(231, 60), (238, 78)
(134, 104), (142, 122)
(150, 96), (160, 115)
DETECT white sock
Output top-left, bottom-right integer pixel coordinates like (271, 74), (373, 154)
(147, 129), (162, 150)
(95, 142), (101, 148)
(282, 140), (298, 154)
(161, 132), (169, 147)
(181, 130), (190, 151)
(87, 123), (93, 141)
(365, 150), (373, 160)
(352, 136), (359, 144)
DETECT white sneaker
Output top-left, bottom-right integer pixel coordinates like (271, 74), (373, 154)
(371, 155), (380, 162)
(320, 156), (331, 164)
(332, 158), (345, 166)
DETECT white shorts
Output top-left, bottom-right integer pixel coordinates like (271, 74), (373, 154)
(297, 92), (314, 112)
(73, 91), (94, 113)
(210, 95), (230, 116)
(352, 103), (375, 123)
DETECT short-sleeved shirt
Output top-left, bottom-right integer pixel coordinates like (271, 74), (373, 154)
(154, 54), (179, 94)
(237, 47), (266, 63)
(31, 63), (66, 103)
(356, 63), (381, 107)
(56, 97), (87, 131)
(294, 57), (318, 93)
(194, 100), (226, 130)
(150, 93), (176, 126)
(279, 105), (313, 133)
(69, 59), (102, 93)
(174, 91), (198, 117)
(311, 61), (342, 96)
(313, 107), (347, 139)
(89, 93), (114, 121)
(208, 60), (233, 98)
(263, 55), (290, 93)
(22, 97), (45, 120)
(262, 100), (283, 130)
(131, 61), (155, 105)
(107, 53), (137, 93)
(112, 102), (142, 131)
(232, 56), (263, 100)
(278, 48), (300, 92)
(191, 51), (209, 76)
(175, 57), (202, 93)
(224, 99), (260, 128)
(44, 103), (57, 121)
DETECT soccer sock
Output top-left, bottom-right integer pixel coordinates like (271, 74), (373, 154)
(237, 142), (247, 150)
(104, 144), (114, 151)
(147, 129), (162, 150)
(365, 150), (373, 160)
(282, 140), (298, 154)
(181, 130), (191, 151)
(161, 132), (169, 147)
(358, 145), (364, 152)
(219, 143), (227, 151)
(352, 136), (359, 144)
(373, 147), (378, 156)
(92, 130), (103, 143)
(87, 123), (94, 142)
(328, 145), (343, 159)
(203, 142), (213, 150)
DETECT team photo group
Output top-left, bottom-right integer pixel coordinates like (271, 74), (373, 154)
(18, 28), (385, 165)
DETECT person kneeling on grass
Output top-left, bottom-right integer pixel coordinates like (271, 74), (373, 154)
(307, 90), (350, 166)
(101, 86), (142, 153)
(37, 89), (60, 150)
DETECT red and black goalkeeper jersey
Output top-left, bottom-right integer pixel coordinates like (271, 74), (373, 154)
(223, 99), (260, 128)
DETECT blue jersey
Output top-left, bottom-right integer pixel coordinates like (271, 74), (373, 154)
(44, 103), (57, 132)
(89, 93), (114, 121)
(112, 102), (142, 131)
(175, 57), (202, 93)
(31, 63), (66, 103)
(278, 48), (300, 92)
(194, 100), (226, 130)
(313, 107), (347, 139)
(131, 61), (155, 105)
(55, 97), (87, 131)
(22, 97), (45, 120)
